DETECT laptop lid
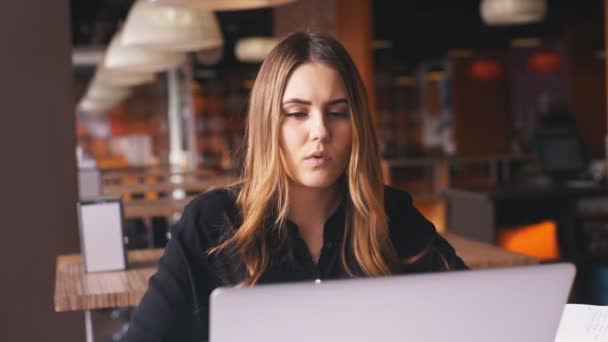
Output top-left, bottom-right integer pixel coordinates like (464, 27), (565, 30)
(210, 263), (575, 342)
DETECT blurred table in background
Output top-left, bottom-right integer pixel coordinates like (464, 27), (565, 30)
(54, 233), (537, 312)
(445, 184), (608, 261)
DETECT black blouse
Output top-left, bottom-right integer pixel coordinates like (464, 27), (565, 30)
(122, 185), (467, 342)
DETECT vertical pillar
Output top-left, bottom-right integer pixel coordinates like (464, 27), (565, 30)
(0, 0), (83, 340)
(274, 0), (375, 111)
(167, 59), (198, 170)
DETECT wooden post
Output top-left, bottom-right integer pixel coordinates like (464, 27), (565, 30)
(274, 0), (375, 111)
(335, 0), (375, 110)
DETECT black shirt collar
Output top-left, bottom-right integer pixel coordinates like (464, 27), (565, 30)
(284, 197), (346, 245)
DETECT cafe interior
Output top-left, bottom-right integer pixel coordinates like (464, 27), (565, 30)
(3, 0), (608, 341)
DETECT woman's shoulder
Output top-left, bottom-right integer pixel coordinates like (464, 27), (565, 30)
(172, 185), (242, 245)
(187, 185), (240, 214)
(383, 185), (437, 255)
(383, 185), (415, 209)
(383, 185), (468, 271)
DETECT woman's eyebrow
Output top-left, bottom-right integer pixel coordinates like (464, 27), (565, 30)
(325, 98), (348, 106)
(282, 98), (349, 106)
(282, 98), (311, 105)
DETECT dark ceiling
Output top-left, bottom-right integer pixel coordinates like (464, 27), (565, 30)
(373, 0), (604, 65)
(71, 0), (604, 67)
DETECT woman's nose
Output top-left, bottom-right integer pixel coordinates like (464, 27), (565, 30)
(309, 111), (330, 142)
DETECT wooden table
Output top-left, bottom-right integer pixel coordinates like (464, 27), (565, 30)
(122, 197), (195, 219)
(103, 175), (238, 197)
(54, 233), (538, 312)
(443, 232), (537, 268)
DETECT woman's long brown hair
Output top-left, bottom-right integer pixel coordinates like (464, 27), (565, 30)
(210, 32), (399, 285)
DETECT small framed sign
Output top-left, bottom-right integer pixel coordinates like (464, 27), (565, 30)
(77, 197), (127, 272)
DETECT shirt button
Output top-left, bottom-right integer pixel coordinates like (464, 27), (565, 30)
(325, 242), (333, 249)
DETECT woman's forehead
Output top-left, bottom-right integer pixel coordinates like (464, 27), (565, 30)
(282, 62), (347, 103)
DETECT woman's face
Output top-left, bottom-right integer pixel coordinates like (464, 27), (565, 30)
(280, 62), (353, 190)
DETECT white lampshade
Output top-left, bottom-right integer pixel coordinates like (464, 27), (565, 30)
(235, 37), (278, 63)
(77, 97), (121, 113)
(95, 68), (156, 87)
(105, 32), (185, 73)
(480, 0), (546, 26)
(145, 0), (295, 11)
(85, 82), (132, 102)
(121, 1), (223, 52)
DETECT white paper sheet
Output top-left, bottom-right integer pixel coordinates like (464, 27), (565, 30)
(555, 304), (608, 342)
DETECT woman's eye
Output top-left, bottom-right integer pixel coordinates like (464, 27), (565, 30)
(328, 112), (349, 118)
(285, 112), (307, 118)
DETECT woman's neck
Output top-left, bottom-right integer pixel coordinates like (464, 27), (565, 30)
(286, 181), (343, 232)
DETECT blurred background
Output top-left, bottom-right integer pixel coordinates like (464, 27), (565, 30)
(2, 0), (608, 341)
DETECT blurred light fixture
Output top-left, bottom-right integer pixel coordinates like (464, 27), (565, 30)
(509, 37), (542, 48)
(72, 47), (104, 66)
(448, 49), (473, 58)
(122, 1), (223, 52)
(86, 82), (131, 101)
(480, 0), (546, 26)
(145, 0), (296, 11)
(77, 97), (120, 113)
(95, 68), (156, 87)
(470, 59), (503, 80)
(527, 48), (561, 73)
(104, 33), (184, 73)
(426, 71), (445, 82)
(235, 37), (278, 63)
(393, 76), (415, 87)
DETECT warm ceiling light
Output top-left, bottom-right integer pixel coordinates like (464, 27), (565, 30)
(393, 76), (416, 87)
(95, 68), (156, 87)
(470, 59), (504, 80)
(145, 0), (296, 11)
(121, 0), (224, 52)
(448, 49), (473, 58)
(510, 37), (542, 48)
(104, 32), (185, 73)
(121, 1), (223, 52)
(426, 71), (445, 81)
(527, 49), (561, 73)
(481, 0), (546, 26)
(235, 37), (278, 63)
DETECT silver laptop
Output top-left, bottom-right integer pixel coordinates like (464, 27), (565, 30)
(210, 263), (575, 342)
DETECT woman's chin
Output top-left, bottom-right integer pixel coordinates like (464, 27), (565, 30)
(294, 176), (341, 190)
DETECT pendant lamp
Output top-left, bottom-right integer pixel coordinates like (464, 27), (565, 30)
(480, 0), (546, 26)
(121, 0), (223, 52)
(77, 97), (120, 113)
(104, 32), (185, 73)
(145, 0), (295, 11)
(86, 85), (131, 102)
(235, 37), (278, 63)
(95, 68), (156, 87)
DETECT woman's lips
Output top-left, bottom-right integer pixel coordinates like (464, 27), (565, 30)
(305, 153), (331, 167)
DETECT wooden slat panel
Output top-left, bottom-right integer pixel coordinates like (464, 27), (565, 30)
(54, 234), (538, 312)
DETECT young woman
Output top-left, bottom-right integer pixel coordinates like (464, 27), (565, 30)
(122, 32), (467, 342)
